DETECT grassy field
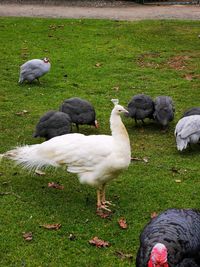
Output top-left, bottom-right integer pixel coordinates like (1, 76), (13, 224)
(0, 17), (200, 266)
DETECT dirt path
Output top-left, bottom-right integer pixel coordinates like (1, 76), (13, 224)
(0, 3), (199, 20)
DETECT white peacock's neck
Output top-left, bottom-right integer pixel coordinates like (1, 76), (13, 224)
(110, 112), (130, 145)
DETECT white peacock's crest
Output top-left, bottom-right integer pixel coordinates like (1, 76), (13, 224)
(111, 99), (119, 106)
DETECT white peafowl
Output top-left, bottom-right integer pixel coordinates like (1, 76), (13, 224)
(19, 58), (51, 84)
(174, 115), (200, 151)
(1, 100), (131, 212)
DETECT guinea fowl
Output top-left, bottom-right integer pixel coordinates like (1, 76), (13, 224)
(33, 110), (72, 140)
(153, 96), (175, 130)
(182, 107), (200, 118)
(136, 208), (200, 267)
(1, 100), (131, 212)
(174, 114), (200, 151)
(19, 58), (51, 84)
(59, 97), (98, 131)
(126, 94), (154, 124)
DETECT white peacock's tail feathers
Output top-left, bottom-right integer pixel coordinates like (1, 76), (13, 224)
(2, 145), (59, 170)
(111, 99), (119, 106)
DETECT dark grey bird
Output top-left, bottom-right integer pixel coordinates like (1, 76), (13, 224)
(59, 97), (98, 131)
(126, 94), (154, 124)
(33, 110), (71, 140)
(19, 58), (51, 84)
(136, 208), (200, 267)
(175, 115), (200, 151)
(153, 96), (175, 129)
(182, 107), (200, 118)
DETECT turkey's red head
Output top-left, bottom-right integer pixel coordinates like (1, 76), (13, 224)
(148, 243), (169, 267)
(43, 57), (50, 63)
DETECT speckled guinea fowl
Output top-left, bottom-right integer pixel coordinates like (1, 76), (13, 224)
(126, 94), (154, 124)
(175, 115), (200, 151)
(153, 96), (175, 129)
(136, 208), (200, 267)
(19, 58), (51, 83)
(59, 97), (98, 131)
(182, 107), (200, 118)
(33, 110), (72, 140)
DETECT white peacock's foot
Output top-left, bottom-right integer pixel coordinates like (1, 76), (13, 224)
(102, 200), (115, 207)
(97, 204), (111, 212)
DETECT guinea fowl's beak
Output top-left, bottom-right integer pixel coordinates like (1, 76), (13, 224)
(94, 120), (99, 128)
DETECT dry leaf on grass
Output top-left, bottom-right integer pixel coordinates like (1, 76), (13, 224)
(35, 169), (46, 176)
(112, 86), (119, 91)
(115, 251), (133, 261)
(131, 157), (149, 163)
(184, 74), (193, 81)
(48, 182), (64, 190)
(89, 236), (110, 248)
(96, 209), (112, 219)
(95, 62), (102, 67)
(15, 110), (29, 116)
(40, 223), (61, 230)
(118, 218), (128, 229)
(171, 167), (180, 174)
(151, 212), (158, 219)
(68, 233), (76, 241)
(23, 232), (33, 241)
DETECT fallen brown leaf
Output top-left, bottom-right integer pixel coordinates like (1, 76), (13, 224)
(131, 157), (148, 163)
(171, 167), (180, 174)
(112, 86), (119, 91)
(35, 169), (46, 176)
(184, 74), (193, 81)
(95, 62), (102, 67)
(151, 212), (158, 219)
(118, 218), (128, 229)
(68, 233), (76, 241)
(48, 182), (64, 190)
(115, 251), (133, 261)
(40, 223), (61, 230)
(23, 232), (33, 241)
(15, 110), (29, 116)
(96, 209), (112, 219)
(89, 236), (110, 248)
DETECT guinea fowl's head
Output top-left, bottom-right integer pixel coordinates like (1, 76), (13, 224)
(148, 243), (169, 267)
(111, 99), (129, 115)
(43, 57), (50, 63)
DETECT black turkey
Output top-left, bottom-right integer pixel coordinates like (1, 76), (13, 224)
(59, 97), (98, 131)
(33, 110), (71, 140)
(126, 94), (154, 124)
(182, 107), (200, 118)
(136, 208), (200, 267)
(153, 96), (175, 129)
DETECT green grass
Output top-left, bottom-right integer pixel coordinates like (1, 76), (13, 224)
(0, 17), (200, 266)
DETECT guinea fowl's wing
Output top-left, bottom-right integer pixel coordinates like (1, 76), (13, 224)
(178, 117), (200, 138)
(20, 60), (45, 77)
